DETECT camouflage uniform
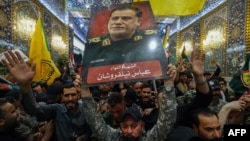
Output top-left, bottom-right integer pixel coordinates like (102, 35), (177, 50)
(184, 90), (197, 104)
(208, 99), (227, 113)
(81, 88), (177, 141)
(102, 111), (120, 129)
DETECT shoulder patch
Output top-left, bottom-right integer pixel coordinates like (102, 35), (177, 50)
(88, 37), (101, 43)
(134, 35), (143, 41)
(102, 39), (111, 46)
(144, 30), (157, 35)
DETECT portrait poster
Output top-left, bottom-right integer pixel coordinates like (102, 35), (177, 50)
(82, 1), (168, 86)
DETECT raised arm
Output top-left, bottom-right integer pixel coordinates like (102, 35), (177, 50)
(190, 47), (209, 94)
(212, 60), (221, 77)
(74, 75), (119, 140)
(2, 50), (55, 120)
(146, 64), (177, 140)
(2, 50), (35, 93)
(174, 59), (186, 83)
(218, 100), (246, 127)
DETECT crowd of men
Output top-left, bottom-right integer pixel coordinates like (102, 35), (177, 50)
(1, 46), (250, 141)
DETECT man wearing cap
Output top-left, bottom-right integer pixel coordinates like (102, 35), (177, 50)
(74, 64), (177, 141)
(208, 79), (227, 113)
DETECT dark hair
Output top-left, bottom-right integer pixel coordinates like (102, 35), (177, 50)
(39, 81), (48, 89)
(63, 82), (75, 89)
(62, 82), (76, 95)
(203, 71), (211, 75)
(0, 98), (8, 118)
(132, 81), (143, 87)
(218, 77), (227, 85)
(110, 4), (142, 18)
(179, 71), (188, 76)
(192, 107), (218, 127)
(107, 92), (124, 107)
(5, 90), (20, 102)
(141, 83), (152, 90)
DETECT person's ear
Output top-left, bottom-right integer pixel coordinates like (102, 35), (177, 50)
(137, 18), (142, 26)
(0, 118), (5, 126)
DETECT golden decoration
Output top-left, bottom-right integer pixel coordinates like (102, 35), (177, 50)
(134, 35), (143, 41)
(0, 10), (8, 27)
(231, 27), (241, 39)
(0, 0), (7, 6)
(0, 31), (6, 37)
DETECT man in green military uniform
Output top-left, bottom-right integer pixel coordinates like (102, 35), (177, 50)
(85, 30), (164, 65)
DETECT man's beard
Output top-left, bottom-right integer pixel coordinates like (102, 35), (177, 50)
(190, 136), (223, 141)
(101, 90), (109, 95)
(210, 138), (223, 141)
(122, 136), (140, 141)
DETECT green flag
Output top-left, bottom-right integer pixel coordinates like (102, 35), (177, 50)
(229, 53), (250, 96)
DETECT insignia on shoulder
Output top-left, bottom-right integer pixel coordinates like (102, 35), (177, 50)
(88, 37), (101, 43)
(102, 38), (111, 46)
(144, 30), (157, 35)
(134, 35), (143, 41)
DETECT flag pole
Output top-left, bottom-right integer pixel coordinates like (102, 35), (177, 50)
(152, 80), (158, 96)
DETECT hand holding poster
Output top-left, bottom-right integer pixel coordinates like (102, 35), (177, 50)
(82, 2), (168, 86)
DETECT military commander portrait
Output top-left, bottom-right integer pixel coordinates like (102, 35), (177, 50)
(82, 2), (167, 86)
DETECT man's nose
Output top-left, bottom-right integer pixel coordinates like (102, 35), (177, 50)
(127, 127), (133, 134)
(68, 95), (73, 100)
(113, 113), (119, 119)
(213, 130), (221, 138)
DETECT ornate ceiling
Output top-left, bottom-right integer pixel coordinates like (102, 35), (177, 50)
(38, 0), (226, 42)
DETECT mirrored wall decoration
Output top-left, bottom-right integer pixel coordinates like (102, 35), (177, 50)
(168, 33), (177, 65)
(43, 9), (53, 52)
(0, 0), (12, 50)
(226, 0), (246, 76)
(12, 0), (39, 54)
(179, 21), (201, 62)
(201, 4), (227, 74)
(51, 20), (67, 63)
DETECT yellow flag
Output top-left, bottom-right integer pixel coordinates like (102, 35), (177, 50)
(133, 0), (148, 2)
(162, 26), (170, 48)
(29, 17), (61, 85)
(149, 0), (206, 16)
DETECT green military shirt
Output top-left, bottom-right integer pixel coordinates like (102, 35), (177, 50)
(83, 30), (165, 66)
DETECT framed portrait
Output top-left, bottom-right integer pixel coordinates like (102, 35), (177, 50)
(82, 1), (167, 86)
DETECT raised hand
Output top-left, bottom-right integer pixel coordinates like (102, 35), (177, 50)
(226, 100), (246, 112)
(190, 47), (204, 76)
(73, 74), (91, 97)
(167, 63), (177, 82)
(2, 50), (35, 87)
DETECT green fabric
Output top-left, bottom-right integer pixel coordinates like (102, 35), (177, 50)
(229, 53), (250, 96)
